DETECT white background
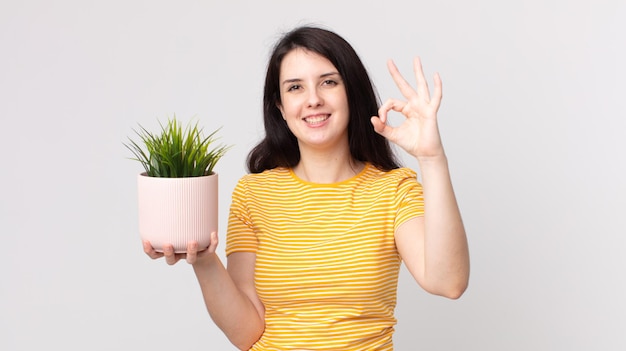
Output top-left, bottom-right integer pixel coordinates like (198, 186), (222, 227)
(1, 0), (625, 350)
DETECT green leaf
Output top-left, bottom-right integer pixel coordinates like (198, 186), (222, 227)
(123, 116), (232, 178)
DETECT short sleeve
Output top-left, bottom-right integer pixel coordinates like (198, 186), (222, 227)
(225, 176), (258, 256)
(393, 169), (424, 231)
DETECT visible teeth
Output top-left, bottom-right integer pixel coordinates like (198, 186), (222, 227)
(304, 115), (329, 124)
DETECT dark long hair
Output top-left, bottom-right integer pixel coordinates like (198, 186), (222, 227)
(247, 26), (401, 173)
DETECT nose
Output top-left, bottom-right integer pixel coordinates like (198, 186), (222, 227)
(307, 88), (323, 107)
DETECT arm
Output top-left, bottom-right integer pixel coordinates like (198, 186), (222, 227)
(371, 57), (470, 298)
(192, 251), (265, 349)
(394, 156), (469, 298)
(143, 233), (265, 350)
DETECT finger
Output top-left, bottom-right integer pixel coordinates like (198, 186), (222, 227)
(378, 98), (408, 123)
(412, 57), (431, 101)
(432, 72), (443, 106)
(143, 240), (164, 259)
(387, 59), (417, 99)
(370, 116), (388, 136)
(370, 116), (400, 143)
(186, 241), (198, 264)
(163, 244), (181, 265)
(206, 231), (219, 254)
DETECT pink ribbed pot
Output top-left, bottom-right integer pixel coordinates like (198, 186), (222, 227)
(137, 172), (218, 253)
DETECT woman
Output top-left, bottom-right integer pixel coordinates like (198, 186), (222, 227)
(144, 26), (469, 350)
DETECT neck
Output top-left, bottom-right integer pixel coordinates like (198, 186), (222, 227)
(294, 147), (364, 183)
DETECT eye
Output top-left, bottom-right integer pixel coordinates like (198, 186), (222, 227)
(287, 84), (301, 92)
(322, 79), (338, 86)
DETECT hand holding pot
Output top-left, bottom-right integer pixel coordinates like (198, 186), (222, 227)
(143, 231), (219, 265)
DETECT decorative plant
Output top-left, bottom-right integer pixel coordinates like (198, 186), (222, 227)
(125, 117), (231, 177)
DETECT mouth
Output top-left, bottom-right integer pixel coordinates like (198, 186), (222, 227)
(303, 114), (330, 125)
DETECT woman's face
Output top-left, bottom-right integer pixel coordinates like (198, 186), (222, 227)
(277, 48), (350, 153)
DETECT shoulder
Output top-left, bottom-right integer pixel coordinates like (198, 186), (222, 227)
(240, 167), (289, 182)
(234, 168), (293, 193)
(362, 164), (418, 185)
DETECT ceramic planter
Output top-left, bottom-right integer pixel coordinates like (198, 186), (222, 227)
(137, 172), (218, 253)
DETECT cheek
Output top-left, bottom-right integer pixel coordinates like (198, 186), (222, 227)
(280, 100), (301, 119)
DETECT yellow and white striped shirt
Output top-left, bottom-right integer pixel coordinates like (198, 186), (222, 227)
(226, 163), (424, 350)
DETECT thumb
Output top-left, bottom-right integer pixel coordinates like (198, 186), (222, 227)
(370, 116), (389, 138)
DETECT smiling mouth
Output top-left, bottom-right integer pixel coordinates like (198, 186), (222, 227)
(303, 114), (330, 125)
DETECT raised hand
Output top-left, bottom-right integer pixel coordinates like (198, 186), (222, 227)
(370, 57), (445, 160)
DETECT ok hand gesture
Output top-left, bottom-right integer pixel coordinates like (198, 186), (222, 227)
(371, 57), (445, 160)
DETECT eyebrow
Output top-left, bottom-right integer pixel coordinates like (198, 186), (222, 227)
(281, 72), (341, 86)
